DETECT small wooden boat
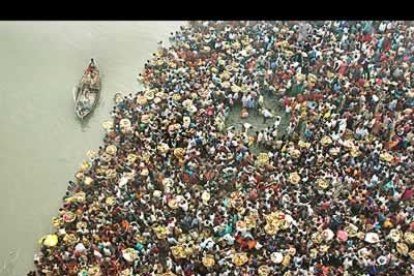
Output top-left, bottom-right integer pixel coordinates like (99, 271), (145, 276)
(74, 59), (101, 119)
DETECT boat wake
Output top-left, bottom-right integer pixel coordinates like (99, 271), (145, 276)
(72, 86), (79, 102)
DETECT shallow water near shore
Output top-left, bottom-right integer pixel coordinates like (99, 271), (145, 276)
(0, 21), (184, 276)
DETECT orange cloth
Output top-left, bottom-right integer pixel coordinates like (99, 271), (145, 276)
(121, 220), (129, 230)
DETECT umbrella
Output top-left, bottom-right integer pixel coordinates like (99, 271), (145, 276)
(114, 92), (123, 104)
(364, 232), (380, 243)
(202, 254), (215, 268)
(122, 248), (138, 263)
(105, 145), (117, 156)
(322, 229), (334, 241)
(40, 234), (58, 247)
(201, 190), (211, 204)
(102, 120), (114, 130)
(232, 252), (249, 266)
(396, 243), (409, 255)
(270, 252), (283, 264)
(86, 150), (97, 160)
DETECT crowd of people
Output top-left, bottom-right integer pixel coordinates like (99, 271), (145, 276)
(31, 21), (414, 275)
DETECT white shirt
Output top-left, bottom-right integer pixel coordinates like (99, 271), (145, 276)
(257, 132), (264, 143)
(262, 109), (273, 118)
(243, 122), (252, 130)
(75, 243), (86, 253)
(227, 130), (234, 140)
(379, 22), (386, 32)
(274, 117), (281, 128)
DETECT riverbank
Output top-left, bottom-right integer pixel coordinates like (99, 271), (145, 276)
(0, 21), (184, 276)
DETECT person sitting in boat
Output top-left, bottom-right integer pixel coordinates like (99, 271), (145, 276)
(90, 74), (96, 85)
(85, 59), (96, 75)
(82, 72), (97, 89)
(87, 59), (99, 88)
(89, 58), (95, 69)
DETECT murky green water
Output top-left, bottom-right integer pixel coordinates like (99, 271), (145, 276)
(0, 21), (184, 276)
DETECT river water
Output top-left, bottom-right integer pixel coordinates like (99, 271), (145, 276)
(0, 21), (185, 275)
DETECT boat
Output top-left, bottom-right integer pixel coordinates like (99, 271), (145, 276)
(74, 59), (101, 119)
